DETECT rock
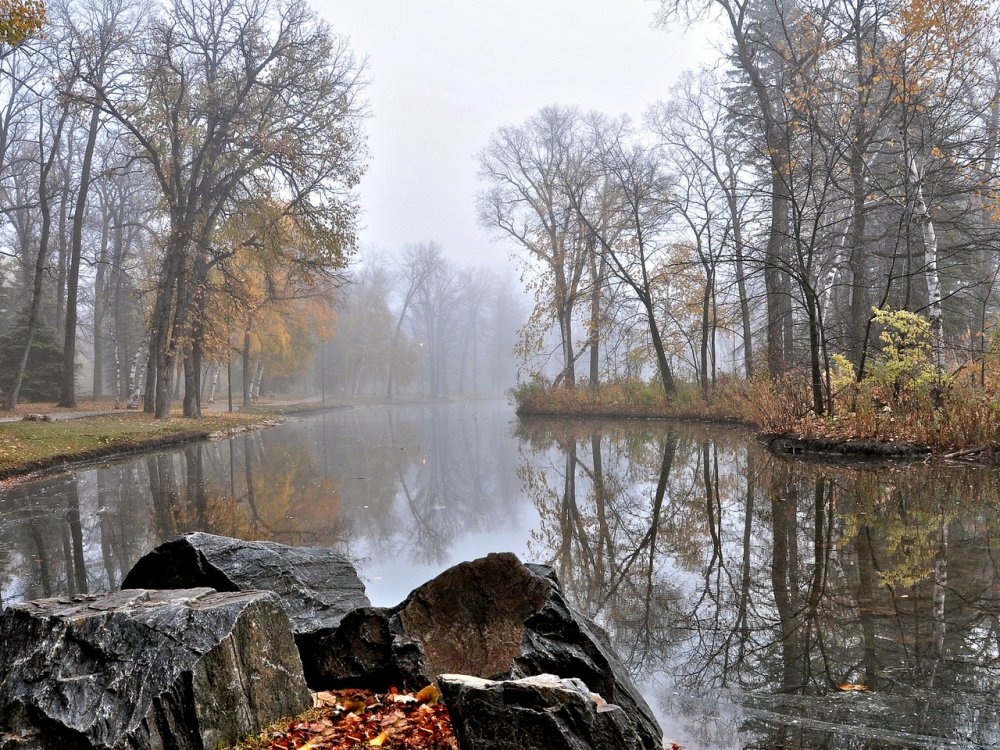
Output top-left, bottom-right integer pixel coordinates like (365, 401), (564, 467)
(439, 673), (660, 750)
(0, 588), (311, 750)
(121, 532), (370, 637)
(309, 552), (662, 747)
(21, 413), (53, 422)
(300, 606), (402, 690)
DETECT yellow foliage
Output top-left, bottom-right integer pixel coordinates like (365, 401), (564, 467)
(0, 0), (44, 47)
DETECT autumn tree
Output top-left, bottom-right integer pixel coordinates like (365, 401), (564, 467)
(479, 106), (590, 389)
(0, 0), (45, 51)
(570, 116), (679, 398)
(86, 0), (366, 417)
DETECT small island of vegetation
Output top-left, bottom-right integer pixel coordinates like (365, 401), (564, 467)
(513, 308), (1000, 459)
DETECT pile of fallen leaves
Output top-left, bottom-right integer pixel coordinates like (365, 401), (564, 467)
(241, 686), (458, 750)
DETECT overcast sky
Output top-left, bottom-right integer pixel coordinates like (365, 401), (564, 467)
(317, 0), (721, 268)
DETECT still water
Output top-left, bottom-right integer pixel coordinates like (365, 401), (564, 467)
(2, 401), (1000, 749)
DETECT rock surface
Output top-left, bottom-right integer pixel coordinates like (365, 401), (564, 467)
(0, 588), (311, 750)
(439, 673), (659, 750)
(309, 552), (661, 747)
(121, 532), (370, 636)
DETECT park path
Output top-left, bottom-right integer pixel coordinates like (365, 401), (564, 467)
(0, 396), (322, 425)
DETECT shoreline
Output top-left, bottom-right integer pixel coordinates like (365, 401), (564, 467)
(516, 405), (1000, 466)
(0, 411), (304, 485)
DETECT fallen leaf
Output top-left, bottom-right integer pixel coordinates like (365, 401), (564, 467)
(416, 684), (441, 705)
(311, 691), (339, 709)
(837, 683), (869, 691)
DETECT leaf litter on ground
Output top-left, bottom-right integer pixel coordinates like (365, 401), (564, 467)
(238, 686), (457, 750)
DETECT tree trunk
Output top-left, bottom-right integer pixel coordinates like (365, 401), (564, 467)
(206, 364), (220, 403)
(807, 293), (826, 415)
(126, 342), (148, 409)
(700, 267), (712, 401)
(252, 361), (264, 400)
(60, 103), (102, 407)
(92, 203), (112, 400)
(109, 320), (121, 409)
(764, 166), (790, 376)
(3, 114), (66, 411)
(911, 159), (945, 382)
(726, 159), (754, 378)
(643, 296), (676, 398)
(588, 241), (606, 392)
(848, 149), (868, 369)
(242, 320), (253, 407)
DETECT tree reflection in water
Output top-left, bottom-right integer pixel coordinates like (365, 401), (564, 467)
(516, 417), (1000, 749)
(4, 406), (1000, 748)
(0, 403), (524, 607)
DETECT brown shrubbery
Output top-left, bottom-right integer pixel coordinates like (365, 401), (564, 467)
(514, 373), (1000, 453)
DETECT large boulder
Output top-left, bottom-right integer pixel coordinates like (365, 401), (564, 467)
(0, 588), (311, 750)
(121, 532), (370, 637)
(308, 552), (662, 748)
(440, 673), (658, 750)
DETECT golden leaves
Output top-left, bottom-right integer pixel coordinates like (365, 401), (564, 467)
(0, 0), (45, 47)
(254, 687), (458, 750)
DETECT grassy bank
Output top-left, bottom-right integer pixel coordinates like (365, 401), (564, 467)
(0, 411), (281, 481)
(514, 376), (1000, 458)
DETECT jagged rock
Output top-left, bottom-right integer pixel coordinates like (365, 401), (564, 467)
(0, 588), (311, 750)
(439, 673), (660, 750)
(121, 532), (370, 637)
(309, 552), (662, 747)
(300, 606), (400, 689)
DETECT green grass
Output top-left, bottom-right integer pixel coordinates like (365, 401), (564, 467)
(0, 411), (273, 478)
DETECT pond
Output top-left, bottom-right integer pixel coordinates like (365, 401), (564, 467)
(1, 401), (999, 749)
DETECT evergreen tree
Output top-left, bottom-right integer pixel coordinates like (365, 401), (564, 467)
(0, 309), (64, 403)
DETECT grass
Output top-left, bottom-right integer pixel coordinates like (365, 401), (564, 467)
(0, 410), (277, 479)
(0, 398), (120, 417)
(513, 375), (1000, 456)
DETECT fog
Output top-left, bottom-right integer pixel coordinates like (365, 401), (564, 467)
(320, 0), (720, 267)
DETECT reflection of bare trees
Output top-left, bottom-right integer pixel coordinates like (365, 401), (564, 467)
(0, 404), (525, 607)
(517, 417), (1000, 748)
(7, 410), (1000, 745)
(518, 418), (685, 675)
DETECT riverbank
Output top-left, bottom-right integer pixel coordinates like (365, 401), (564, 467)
(514, 379), (1000, 463)
(0, 411), (284, 482)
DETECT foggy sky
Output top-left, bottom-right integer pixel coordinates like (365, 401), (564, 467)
(318, 0), (720, 268)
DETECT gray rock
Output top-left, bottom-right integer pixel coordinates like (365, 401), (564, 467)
(0, 588), (311, 750)
(439, 673), (660, 750)
(121, 532), (370, 636)
(310, 552), (662, 748)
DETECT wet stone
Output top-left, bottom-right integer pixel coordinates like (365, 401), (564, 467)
(308, 552), (662, 747)
(0, 588), (311, 750)
(121, 532), (371, 636)
(439, 673), (660, 750)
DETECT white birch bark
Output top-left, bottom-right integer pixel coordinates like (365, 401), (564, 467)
(251, 361), (264, 400)
(108, 321), (122, 409)
(910, 157), (945, 376)
(206, 363), (220, 403)
(126, 342), (148, 410)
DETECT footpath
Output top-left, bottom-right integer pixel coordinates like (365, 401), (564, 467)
(0, 396), (324, 424)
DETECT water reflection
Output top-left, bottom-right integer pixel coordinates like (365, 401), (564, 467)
(517, 418), (1000, 749)
(2, 404), (1000, 748)
(0, 403), (527, 607)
